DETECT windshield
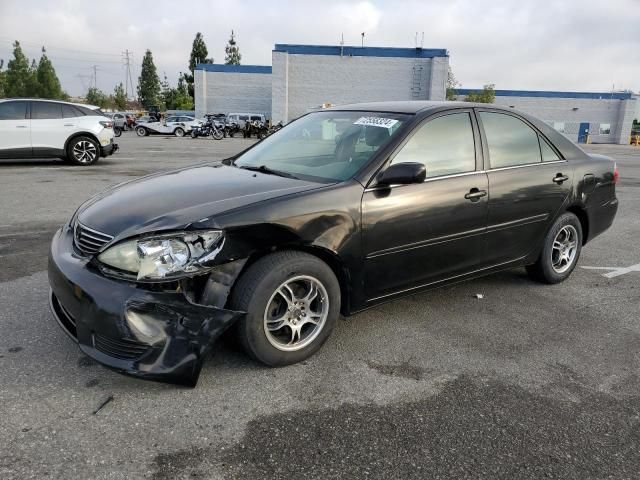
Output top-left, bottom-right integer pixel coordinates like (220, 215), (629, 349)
(234, 111), (409, 182)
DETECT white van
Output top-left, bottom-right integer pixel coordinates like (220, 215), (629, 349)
(227, 113), (266, 129)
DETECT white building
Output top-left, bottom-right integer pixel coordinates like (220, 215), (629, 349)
(271, 44), (449, 123)
(457, 89), (637, 144)
(194, 43), (636, 144)
(194, 64), (272, 120)
(194, 43), (449, 123)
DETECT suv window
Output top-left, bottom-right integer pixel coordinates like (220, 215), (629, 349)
(480, 112), (541, 168)
(62, 105), (85, 118)
(31, 102), (62, 120)
(391, 112), (476, 178)
(0, 101), (28, 120)
(250, 115), (262, 121)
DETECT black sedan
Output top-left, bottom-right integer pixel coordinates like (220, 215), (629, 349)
(48, 101), (618, 386)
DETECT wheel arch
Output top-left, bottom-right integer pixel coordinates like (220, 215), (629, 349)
(566, 204), (589, 245)
(64, 132), (101, 157)
(233, 245), (352, 315)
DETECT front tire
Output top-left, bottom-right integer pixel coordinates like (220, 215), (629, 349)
(229, 251), (340, 366)
(136, 126), (148, 137)
(212, 129), (224, 140)
(526, 212), (582, 284)
(65, 136), (100, 165)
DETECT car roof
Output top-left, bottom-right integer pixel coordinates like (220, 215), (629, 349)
(328, 100), (515, 114)
(0, 98), (101, 110)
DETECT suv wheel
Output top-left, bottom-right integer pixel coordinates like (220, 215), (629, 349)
(526, 212), (582, 284)
(229, 251), (340, 366)
(66, 136), (99, 165)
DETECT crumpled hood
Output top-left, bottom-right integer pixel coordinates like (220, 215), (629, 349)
(77, 164), (321, 239)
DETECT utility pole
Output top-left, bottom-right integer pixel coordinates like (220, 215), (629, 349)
(122, 49), (134, 99)
(361, 32), (365, 47)
(91, 65), (98, 89)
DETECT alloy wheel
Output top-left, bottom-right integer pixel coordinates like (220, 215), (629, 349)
(263, 275), (329, 352)
(72, 140), (97, 164)
(551, 225), (578, 273)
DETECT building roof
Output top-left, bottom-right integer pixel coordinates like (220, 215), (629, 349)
(457, 88), (633, 100)
(273, 44), (448, 58)
(195, 64), (272, 74)
(328, 100), (502, 114)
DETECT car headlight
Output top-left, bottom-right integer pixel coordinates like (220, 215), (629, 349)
(97, 230), (224, 281)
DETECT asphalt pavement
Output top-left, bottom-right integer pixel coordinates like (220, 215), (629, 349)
(0, 134), (638, 479)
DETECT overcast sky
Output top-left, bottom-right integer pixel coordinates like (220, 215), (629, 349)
(1, 0), (638, 97)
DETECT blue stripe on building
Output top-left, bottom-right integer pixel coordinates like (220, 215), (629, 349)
(456, 88), (632, 100)
(273, 44), (448, 59)
(195, 64), (272, 74)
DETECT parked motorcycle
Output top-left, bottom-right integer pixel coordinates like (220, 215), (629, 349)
(190, 118), (224, 140)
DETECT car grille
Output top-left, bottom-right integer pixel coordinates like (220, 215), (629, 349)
(74, 222), (113, 256)
(93, 334), (151, 360)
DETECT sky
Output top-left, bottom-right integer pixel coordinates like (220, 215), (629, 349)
(0, 0), (638, 98)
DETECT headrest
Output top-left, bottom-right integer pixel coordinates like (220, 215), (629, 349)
(365, 127), (390, 147)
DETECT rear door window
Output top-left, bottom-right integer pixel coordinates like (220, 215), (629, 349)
(31, 102), (63, 119)
(479, 112), (542, 168)
(0, 101), (28, 120)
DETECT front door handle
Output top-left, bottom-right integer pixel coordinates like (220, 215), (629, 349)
(64, 124), (76, 127)
(16, 125), (28, 128)
(464, 188), (487, 201)
(553, 173), (569, 184)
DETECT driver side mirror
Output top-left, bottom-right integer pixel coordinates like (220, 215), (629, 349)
(377, 162), (426, 186)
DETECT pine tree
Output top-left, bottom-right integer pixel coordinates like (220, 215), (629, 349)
(113, 82), (127, 110)
(137, 49), (161, 108)
(186, 32), (213, 99)
(5, 41), (31, 97)
(36, 47), (64, 99)
(26, 59), (40, 97)
(224, 30), (241, 65)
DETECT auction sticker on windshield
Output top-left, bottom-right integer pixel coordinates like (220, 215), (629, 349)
(354, 117), (399, 129)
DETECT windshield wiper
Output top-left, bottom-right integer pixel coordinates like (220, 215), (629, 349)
(238, 165), (300, 180)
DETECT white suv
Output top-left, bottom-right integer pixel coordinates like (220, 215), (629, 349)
(0, 99), (118, 165)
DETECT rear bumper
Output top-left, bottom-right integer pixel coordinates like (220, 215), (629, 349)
(586, 197), (618, 243)
(47, 226), (243, 386)
(100, 141), (118, 157)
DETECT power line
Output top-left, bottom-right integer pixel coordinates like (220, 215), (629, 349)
(0, 37), (121, 57)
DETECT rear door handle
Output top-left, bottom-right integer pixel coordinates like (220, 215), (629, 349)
(16, 125), (28, 128)
(64, 124), (75, 127)
(464, 188), (487, 201)
(553, 173), (569, 184)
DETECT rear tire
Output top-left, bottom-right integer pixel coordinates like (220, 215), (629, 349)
(229, 251), (340, 366)
(65, 136), (100, 166)
(174, 127), (185, 137)
(526, 212), (582, 284)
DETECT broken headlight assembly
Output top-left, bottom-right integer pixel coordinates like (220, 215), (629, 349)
(97, 230), (224, 281)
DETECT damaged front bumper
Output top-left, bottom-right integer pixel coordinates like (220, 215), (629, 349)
(47, 226), (243, 387)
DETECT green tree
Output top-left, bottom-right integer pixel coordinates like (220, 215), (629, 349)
(185, 32), (213, 99)
(25, 59), (40, 97)
(86, 87), (109, 108)
(5, 41), (31, 97)
(224, 30), (241, 65)
(0, 60), (6, 97)
(36, 47), (65, 99)
(137, 49), (161, 107)
(174, 73), (194, 109)
(113, 82), (127, 110)
(445, 66), (459, 101)
(464, 84), (496, 103)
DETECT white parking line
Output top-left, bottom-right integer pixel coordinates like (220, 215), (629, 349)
(581, 263), (640, 278)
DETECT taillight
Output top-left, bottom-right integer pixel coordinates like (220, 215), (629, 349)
(99, 120), (113, 129)
(613, 163), (619, 184)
